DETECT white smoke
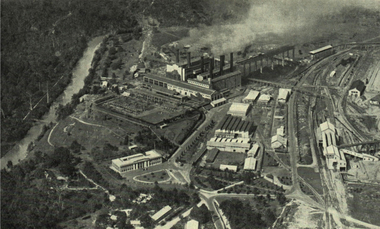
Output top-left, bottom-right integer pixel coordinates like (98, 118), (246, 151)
(186, 0), (380, 55)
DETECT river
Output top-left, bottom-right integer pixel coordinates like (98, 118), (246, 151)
(0, 36), (104, 169)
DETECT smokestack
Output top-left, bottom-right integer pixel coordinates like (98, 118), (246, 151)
(230, 53), (233, 72)
(209, 57), (214, 79)
(201, 56), (204, 73)
(176, 49), (180, 63)
(220, 55), (225, 76)
(187, 52), (191, 68)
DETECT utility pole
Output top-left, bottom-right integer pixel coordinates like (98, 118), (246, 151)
(46, 82), (49, 104)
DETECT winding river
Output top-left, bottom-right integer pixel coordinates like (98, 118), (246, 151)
(1, 36), (104, 169)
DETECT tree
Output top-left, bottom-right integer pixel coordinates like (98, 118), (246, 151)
(190, 204), (211, 224)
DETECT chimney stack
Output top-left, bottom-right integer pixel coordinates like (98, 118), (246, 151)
(176, 49), (180, 63)
(200, 56), (204, 73)
(230, 53), (233, 72)
(187, 52), (191, 68)
(220, 55), (225, 76)
(209, 57), (214, 79)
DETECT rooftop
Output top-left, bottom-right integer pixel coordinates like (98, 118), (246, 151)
(349, 80), (365, 92)
(258, 94), (271, 102)
(144, 74), (216, 95)
(186, 220), (199, 229)
(151, 205), (172, 221)
(112, 150), (162, 168)
(211, 70), (241, 82)
(218, 115), (254, 132)
(243, 90), (260, 101)
(229, 103), (250, 113)
(244, 157), (257, 170)
(278, 88), (291, 100)
(309, 45), (333, 55)
(211, 97), (227, 105)
(320, 121), (335, 133)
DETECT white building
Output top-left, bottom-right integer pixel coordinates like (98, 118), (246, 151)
(207, 137), (251, 153)
(227, 103), (251, 117)
(278, 88), (291, 103)
(324, 145), (346, 170)
(320, 120), (336, 148)
(247, 143), (260, 158)
(242, 90), (260, 103)
(244, 157), (257, 171)
(348, 80), (365, 97)
(214, 115), (254, 139)
(220, 164), (238, 172)
(111, 150), (162, 173)
(257, 94), (271, 104)
(211, 97), (227, 107)
(271, 135), (287, 149)
(185, 219), (200, 229)
(151, 205), (172, 222)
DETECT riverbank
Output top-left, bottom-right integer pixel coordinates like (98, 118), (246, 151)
(0, 36), (105, 169)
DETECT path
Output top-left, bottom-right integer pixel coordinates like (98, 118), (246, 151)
(47, 122), (59, 147)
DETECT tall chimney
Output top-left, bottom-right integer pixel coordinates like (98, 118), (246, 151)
(209, 58), (214, 79)
(220, 55), (225, 76)
(230, 53), (233, 72)
(201, 56), (204, 73)
(187, 52), (191, 68)
(176, 49), (180, 63)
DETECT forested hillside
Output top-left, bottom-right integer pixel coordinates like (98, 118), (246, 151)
(1, 0), (206, 155)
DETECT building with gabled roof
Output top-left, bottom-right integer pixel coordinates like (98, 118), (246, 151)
(309, 45), (333, 60)
(244, 157), (257, 171)
(243, 90), (260, 103)
(348, 80), (365, 97)
(278, 88), (291, 103)
(271, 135), (287, 149)
(151, 205), (172, 222)
(227, 103), (251, 117)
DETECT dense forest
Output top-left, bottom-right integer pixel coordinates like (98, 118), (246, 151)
(1, 0), (206, 155)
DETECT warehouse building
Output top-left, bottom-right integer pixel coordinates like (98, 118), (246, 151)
(210, 97), (227, 107)
(309, 45), (334, 60)
(323, 145), (346, 170)
(278, 88), (291, 103)
(243, 90), (260, 103)
(143, 74), (222, 101)
(215, 115), (255, 139)
(257, 94), (271, 104)
(271, 135), (287, 149)
(111, 150), (162, 173)
(244, 157), (257, 171)
(185, 219), (200, 229)
(151, 205), (172, 222)
(348, 80), (365, 97)
(207, 137), (251, 153)
(227, 103), (251, 117)
(247, 143), (260, 157)
(319, 120), (337, 148)
(220, 164), (238, 172)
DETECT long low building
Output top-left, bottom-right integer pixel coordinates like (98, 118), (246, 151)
(244, 157), (257, 171)
(215, 115), (255, 139)
(143, 74), (221, 101)
(310, 45), (334, 60)
(207, 137), (251, 153)
(243, 90), (260, 103)
(151, 205), (172, 222)
(111, 150), (162, 173)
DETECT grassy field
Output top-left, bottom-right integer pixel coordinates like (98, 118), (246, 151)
(347, 184), (380, 226)
(297, 167), (323, 195)
(212, 151), (246, 168)
(135, 170), (170, 182)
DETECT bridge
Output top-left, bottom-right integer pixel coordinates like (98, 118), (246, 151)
(340, 149), (379, 161)
(237, 45), (296, 77)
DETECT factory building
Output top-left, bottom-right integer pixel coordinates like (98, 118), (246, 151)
(207, 137), (251, 153)
(323, 145), (346, 170)
(247, 143), (260, 157)
(214, 115), (255, 139)
(143, 74), (222, 101)
(111, 150), (162, 173)
(210, 97), (227, 107)
(271, 135), (287, 149)
(243, 90), (260, 103)
(348, 80), (365, 97)
(220, 164), (238, 172)
(278, 88), (291, 103)
(227, 103), (251, 117)
(244, 157), (257, 171)
(319, 120), (337, 148)
(309, 45), (334, 60)
(257, 94), (271, 104)
(167, 52), (241, 91)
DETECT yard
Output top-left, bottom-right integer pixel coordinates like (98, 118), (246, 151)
(297, 167), (323, 195)
(212, 151), (246, 168)
(134, 170), (170, 183)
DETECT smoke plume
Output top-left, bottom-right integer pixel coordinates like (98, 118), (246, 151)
(186, 0), (380, 55)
